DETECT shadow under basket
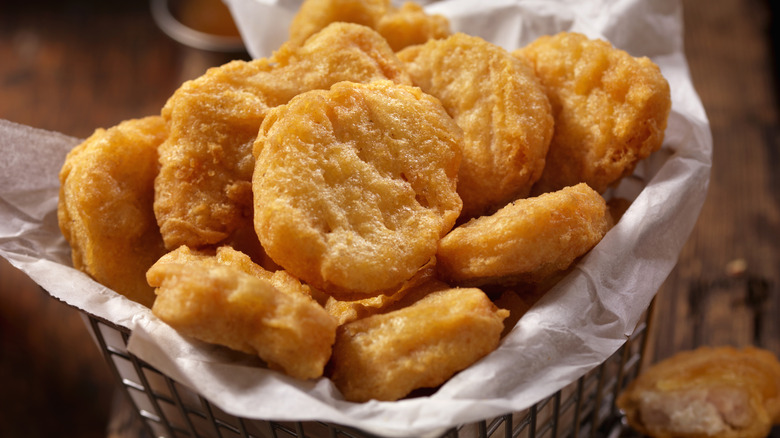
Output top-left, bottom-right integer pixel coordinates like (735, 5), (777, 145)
(79, 299), (655, 438)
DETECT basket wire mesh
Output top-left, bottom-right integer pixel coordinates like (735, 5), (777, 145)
(81, 299), (655, 438)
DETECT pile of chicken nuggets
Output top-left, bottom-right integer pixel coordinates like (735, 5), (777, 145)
(57, 0), (671, 402)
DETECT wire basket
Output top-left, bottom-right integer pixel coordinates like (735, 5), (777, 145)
(80, 300), (654, 438)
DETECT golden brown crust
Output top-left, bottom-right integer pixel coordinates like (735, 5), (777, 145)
(398, 33), (553, 219)
(515, 32), (671, 195)
(617, 346), (780, 438)
(288, 0), (449, 51)
(376, 2), (450, 51)
(253, 80), (462, 296)
(58, 116), (168, 307)
(329, 286), (508, 402)
(288, 0), (390, 48)
(154, 23), (412, 251)
(147, 246), (337, 380)
(436, 183), (610, 286)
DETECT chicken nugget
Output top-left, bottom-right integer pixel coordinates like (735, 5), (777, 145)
(375, 2), (451, 52)
(398, 34), (553, 219)
(617, 346), (780, 438)
(288, 0), (388, 47)
(436, 183), (610, 286)
(329, 286), (509, 402)
(58, 116), (167, 307)
(289, 0), (449, 51)
(253, 80), (463, 296)
(147, 247), (337, 380)
(156, 244), (319, 301)
(515, 32), (672, 194)
(155, 23), (412, 250)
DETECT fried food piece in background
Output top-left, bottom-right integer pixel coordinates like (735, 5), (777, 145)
(58, 116), (167, 308)
(375, 2), (450, 52)
(617, 346), (780, 438)
(493, 273), (567, 337)
(268, 22), (412, 94)
(147, 247), (337, 380)
(155, 23), (412, 251)
(288, 0), (449, 51)
(398, 34), (553, 219)
(329, 286), (509, 402)
(515, 32), (671, 195)
(254, 80), (462, 296)
(436, 183), (610, 286)
(288, 0), (387, 47)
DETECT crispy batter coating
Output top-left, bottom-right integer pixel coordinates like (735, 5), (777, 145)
(147, 246), (337, 380)
(288, 0), (387, 47)
(253, 80), (462, 296)
(58, 116), (167, 307)
(289, 0), (449, 51)
(154, 22), (412, 250)
(155, 245), (319, 301)
(154, 59), (271, 251)
(398, 34), (553, 218)
(617, 346), (780, 438)
(375, 2), (451, 52)
(324, 257), (437, 325)
(515, 32), (671, 194)
(436, 183), (609, 286)
(329, 286), (509, 402)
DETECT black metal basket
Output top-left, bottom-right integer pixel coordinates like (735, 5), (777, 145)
(81, 300), (654, 438)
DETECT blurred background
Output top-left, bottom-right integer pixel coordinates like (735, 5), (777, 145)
(0, 0), (778, 436)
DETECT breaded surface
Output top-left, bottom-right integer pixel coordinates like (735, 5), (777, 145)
(289, 0), (449, 51)
(617, 346), (780, 438)
(253, 80), (462, 296)
(375, 2), (451, 52)
(147, 247), (337, 380)
(155, 23), (412, 250)
(324, 258), (437, 325)
(436, 183), (609, 286)
(58, 116), (167, 307)
(515, 32), (671, 194)
(288, 0), (388, 47)
(154, 59), (272, 250)
(398, 34), (553, 218)
(329, 286), (508, 402)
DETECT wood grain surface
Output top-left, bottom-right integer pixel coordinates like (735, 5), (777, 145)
(0, 0), (777, 437)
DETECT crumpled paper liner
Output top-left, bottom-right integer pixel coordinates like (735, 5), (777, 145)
(0, 0), (711, 436)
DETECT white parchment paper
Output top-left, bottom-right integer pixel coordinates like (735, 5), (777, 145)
(0, 0), (711, 436)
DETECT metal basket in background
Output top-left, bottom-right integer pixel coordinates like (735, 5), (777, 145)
(81, 300), (655, 438)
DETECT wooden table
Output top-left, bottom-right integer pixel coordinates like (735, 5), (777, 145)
(0, 1), (777, 437)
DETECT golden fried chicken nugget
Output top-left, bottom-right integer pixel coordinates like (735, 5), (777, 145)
(253, 80), (463, 296)
(147, 247), (338, 380)
(156, 244), (317, 300)
(269, 22), (412, 93)
(155, 23), (412, 250)
(515, 32), (672, 194)
(375, 2), (451, 52)
(436, 183), (610, 286)
(288, 0), (388, 47)
(58, 116), (167, 307)
(154, 59), (272, 250)
(329, 286), (509, 402)
(289, 0), (449, 51)
(398, 34), (553, 218)
(617, 346), (780, 438)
